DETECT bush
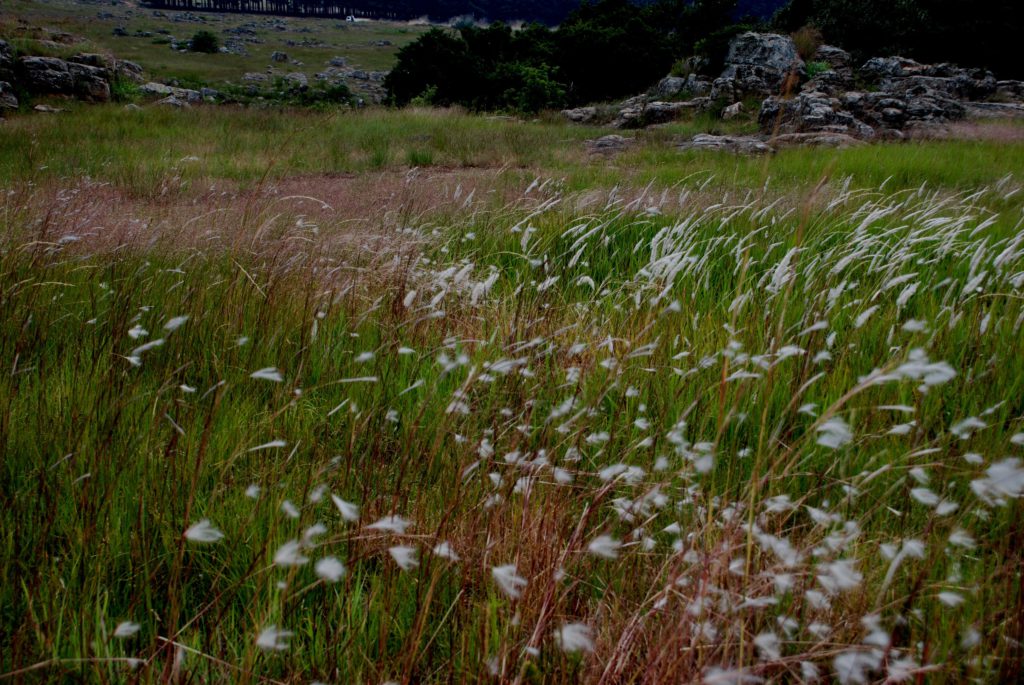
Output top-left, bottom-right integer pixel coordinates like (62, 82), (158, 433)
(189, 30), (219, 54)
(790, 25), (822, 60)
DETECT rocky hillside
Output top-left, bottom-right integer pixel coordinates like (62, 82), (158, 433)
(564, 32), (1024, 150)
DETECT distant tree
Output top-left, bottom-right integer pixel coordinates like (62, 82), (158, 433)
(190, 30), (219, 54)
(773, 0), (1024, 76)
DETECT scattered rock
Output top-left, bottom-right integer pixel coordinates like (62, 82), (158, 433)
(139, 81), (201, 103)
(614, 99), (706, 128)
(586, 134), (634, 154)
(18, 57), (74, 94)
(270, 51), (288, 63)
(112, 27), (128, 37)
(243, 72), (268, 83)
(719, 32), (804, 98)
(0, 81), (18, 112)
(562, 106), (598, 124)
(677, 133), (773, 154)
(156, 95), (188, 108)
(33, 104), (63, 113)
(769, 132), (866, 148)
(722, 101), (743, 120)
(284, 72), (308, 90)
(965, 102), (1024, 118)
(329, 56), (347, 67)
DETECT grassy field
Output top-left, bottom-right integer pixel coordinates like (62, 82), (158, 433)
(2, 104), (1024, 684)
(2, 0), (426, 85)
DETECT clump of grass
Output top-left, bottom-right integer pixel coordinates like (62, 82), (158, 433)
(1, 160), (1023, 682)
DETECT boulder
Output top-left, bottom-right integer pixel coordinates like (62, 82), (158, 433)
(0, 81), (18, 112)
(270, 51), (288, 63)
(860, 56), (929, 82)
(115, 60), (145, 83)
(722, 102), (744, 120)
(67, 62), (111, 101)
(156, 95), (188, 107)
(655, 76), (687, 98)
(996, 80), (1024, 101)
(18, 56), (74, 94)
(562, 106), (597, 124)
(586, 134), (634, 154)
(677, 133), (773, 154)
(243, 72), (269, 83)
(769, 132), (865, 148)
(759, 91), (875, 139)
(613, 99), (706, 128)
(965, 102), (1024, 118)
(1, 40), (16, 82)
(284, 72), (308, 90)
(721, 32), (804, 94)
(813, 45), (851, 71)
(139, 81), (201, 103)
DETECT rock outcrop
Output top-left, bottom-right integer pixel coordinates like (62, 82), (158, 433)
(563, 31), (1024, 142)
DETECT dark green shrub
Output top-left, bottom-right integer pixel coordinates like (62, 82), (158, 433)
(189, 30), (219, 54)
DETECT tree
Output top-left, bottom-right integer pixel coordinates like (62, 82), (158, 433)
(189, 30), (219, 54)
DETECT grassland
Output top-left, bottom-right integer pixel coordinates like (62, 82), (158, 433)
(2, 0), (426, 85)
(2, 103), (1024, 684)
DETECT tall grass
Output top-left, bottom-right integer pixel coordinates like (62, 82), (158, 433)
(2, 157), (1023, 682)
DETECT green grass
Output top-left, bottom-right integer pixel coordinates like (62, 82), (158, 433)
(1, 106), (1024, 682)
(2, 0), (426, 85)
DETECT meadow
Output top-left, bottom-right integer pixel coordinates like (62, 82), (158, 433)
(2, 105), (1024, 684)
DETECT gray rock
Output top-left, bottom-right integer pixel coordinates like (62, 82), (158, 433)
(656, 76), (687, 98)
(759, 91), (875, 139)
(586, 134), (634, 154)
(18, 57), (74, 94)
(156, 95), (188, 107)
(270, 51), (288, 63)
(562, 106), (597, 124)
(242, 72), (268, 83)
(67, 62), (111, 102)
(677, 133), (773, 154)
(329, 56), (347, 67)
(722, 101), (744, 120)
(965, 102), (1024, 118)
(33, 103), (63, 113)
(284, 72), (308, 90)
(200, 87), (220, 99)
(996, 80), (1024, 101)
(0, 40), (13, 79)
(613, 99), (706, 128)
(813, 45), (851, 71)
(0, 81), (17, 112)
(115, 60), (145, 83)
(859, 56), (928, 82)
(112, 27), (129, 37)
(770, 132), (866, 148)
(139, 81), (201, 103)
(721, 32), (804, 94)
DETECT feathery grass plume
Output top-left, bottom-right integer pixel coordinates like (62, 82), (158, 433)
(273, 540), (309, 567)
(554, 623), (595, 653)
(432, 541), (459, 561)
(816, 417), (853, 449)
(113, 621), (141, 638)
(389, 545), (419, 571)
(256, 626), (293, 652)
(492, 564), (527, 599)
(184, 519), (223, 544)
(330, 494), (360, 522)
(587, 535), (622, 559)
(163, 315), (189, 331)
(250, 367), (284, 382)
(315, 557), (346, 582)
(367, 515), (410, 534)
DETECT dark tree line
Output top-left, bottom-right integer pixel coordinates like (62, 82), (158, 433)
(773, 0), (1024, 75)
(385, 0), (746, 111)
